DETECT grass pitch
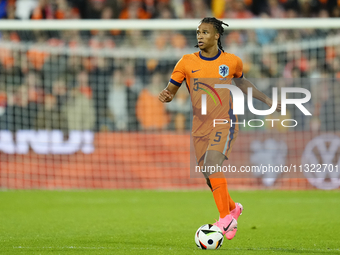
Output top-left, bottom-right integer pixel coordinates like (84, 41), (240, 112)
(0, 190), (339, 255)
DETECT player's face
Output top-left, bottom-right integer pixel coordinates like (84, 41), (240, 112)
(196, 23), (219, 50)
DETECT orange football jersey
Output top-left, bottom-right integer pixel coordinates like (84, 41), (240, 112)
(170, 50), (243, 137)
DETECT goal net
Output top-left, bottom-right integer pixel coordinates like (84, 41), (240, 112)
(0, 19), (339, 190)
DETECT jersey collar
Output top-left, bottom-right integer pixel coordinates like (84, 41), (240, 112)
(199, 49), (221, 61)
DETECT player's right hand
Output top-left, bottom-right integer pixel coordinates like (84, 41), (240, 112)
(159, 89), (174, 103)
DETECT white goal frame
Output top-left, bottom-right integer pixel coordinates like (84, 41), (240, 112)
(0, 18), (340, 30)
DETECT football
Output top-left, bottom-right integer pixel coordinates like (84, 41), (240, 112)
(195, 224), (224, 250)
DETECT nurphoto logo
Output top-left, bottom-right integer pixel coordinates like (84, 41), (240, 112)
(199, 82), (312, 128)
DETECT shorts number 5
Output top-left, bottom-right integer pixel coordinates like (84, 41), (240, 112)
(214, 132), (222, 143)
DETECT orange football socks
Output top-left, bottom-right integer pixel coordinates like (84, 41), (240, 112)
(209, 172), (233, 218)
(229, 193), (236, 212)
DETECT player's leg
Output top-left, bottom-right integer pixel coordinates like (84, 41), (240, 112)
(198, 155), (232, 206)
(206, 127), (237, 213)
(218, 131), (243, 240)
(203, 167), (235, 210)
(204, 150), (237, 235)
(194, 133), (240, 237)
(215, 132), (243, 240)
(204, 150), (229, 217)
(197, 146), (236, 218)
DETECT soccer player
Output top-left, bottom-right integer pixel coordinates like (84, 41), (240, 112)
(159, 17), (281, 240)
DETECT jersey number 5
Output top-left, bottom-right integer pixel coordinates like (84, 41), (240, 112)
(193, 78), (199, 91)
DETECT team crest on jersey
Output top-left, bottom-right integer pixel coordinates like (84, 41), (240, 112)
(219, 65), (229, 77)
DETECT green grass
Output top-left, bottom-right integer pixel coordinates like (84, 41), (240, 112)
(0, 190), (339, 255)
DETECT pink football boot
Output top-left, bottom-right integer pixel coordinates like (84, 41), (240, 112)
(225, 203), (244, 240)
(213, 214), (237, 236)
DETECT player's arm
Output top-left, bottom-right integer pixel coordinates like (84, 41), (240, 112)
(234, 77), (281, 112)
(158, 82), (180, 103)
(160, 56), (186, 103)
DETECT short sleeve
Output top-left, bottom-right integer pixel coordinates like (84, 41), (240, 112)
(170, 57), (186, 87)
(234, 56), (243, 78)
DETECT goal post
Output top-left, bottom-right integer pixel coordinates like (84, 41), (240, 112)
(1, 18), (340, 30)
(0, 19), (339, 190)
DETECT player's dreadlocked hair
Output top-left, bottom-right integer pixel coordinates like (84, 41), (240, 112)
(195, 17), (229, 52)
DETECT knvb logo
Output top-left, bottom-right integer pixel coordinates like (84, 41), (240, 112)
(200, 84), (312, 116)
(219, 65), (229, 77)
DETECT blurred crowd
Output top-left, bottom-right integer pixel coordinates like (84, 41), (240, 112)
(0, 0), (339, 133)
(0, 40), (339, 133)
(1, 0), (340, 49)
(1, 0), (340, 20)
(0, 47), (189, 132)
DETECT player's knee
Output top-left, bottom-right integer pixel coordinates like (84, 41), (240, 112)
(204, 150), (226, 167)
